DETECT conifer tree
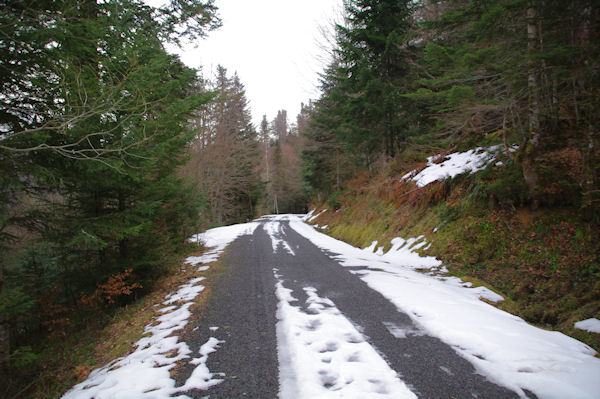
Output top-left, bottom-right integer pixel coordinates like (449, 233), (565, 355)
(0, 0), (220, 378)
(413, 0), (599, 210)
(272, 110), (289, 144)
(332, 0), (416, 160)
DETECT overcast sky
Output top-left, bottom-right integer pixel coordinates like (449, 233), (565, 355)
(170, 0), (342, 127)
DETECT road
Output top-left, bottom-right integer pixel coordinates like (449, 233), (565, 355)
(174, 215), (528, 398)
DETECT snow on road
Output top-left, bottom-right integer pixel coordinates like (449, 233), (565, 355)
(64, 215), (600, 399)
(287, 214), (600, 399)
(62, 222), (259, 399)
(274, 272), (416, 399)
(187, 221), (260, 266)
(264, 217), (297, 255)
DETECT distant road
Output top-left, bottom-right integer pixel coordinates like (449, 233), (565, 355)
(175, 215), (525, 398)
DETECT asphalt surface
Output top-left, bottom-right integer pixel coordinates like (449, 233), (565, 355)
(175, 217), (531, 398)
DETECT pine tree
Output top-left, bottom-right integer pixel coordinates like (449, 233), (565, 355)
(301, 97), (343, 197)
(414, 0), (599, 210)
(272, 110), (288, 144)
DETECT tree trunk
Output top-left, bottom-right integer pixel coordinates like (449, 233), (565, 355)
(336, 149), (341, 190)
(0, 254), (10, 388)
(247, 193), (253, 220)
(118, 189), (128, 258)
(577, 4), (598, 220)
(522, 2), (542, 209)
(581, 125), (598, 220)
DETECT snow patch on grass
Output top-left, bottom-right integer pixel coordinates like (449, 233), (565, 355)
(575, 318), (600, 334)
(381, 236), (442, 271)
(403, 144), (516, 187)
(62, 269), (216, 399)
(304, 208), (328, 223)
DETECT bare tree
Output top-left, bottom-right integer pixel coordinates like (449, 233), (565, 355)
(183, 66), (261, 225)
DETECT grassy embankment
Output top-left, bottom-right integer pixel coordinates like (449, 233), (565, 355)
(309, 155), (600, 353)
(5, 244), (221, 399)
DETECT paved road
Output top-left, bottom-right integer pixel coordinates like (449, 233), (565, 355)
(175, 216), (529, 398)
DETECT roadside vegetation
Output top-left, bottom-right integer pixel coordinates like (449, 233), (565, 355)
(4, 243), (220, 399)
(298, 0), (599, 355)
(307, 152), (600, 353)
(2, 0), (598, 395)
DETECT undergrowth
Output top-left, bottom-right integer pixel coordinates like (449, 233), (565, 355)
(311, 156), (600, 353)
(4, 244), (213, 399)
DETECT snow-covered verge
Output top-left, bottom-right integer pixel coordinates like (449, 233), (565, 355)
(274, 270), (416, 399)
(402, 144), (516, 187)
(290, 214), (600, 399)
(62, 222), (259, 399)
(304, 208), (328, 223)
(187, 221), (260, 265)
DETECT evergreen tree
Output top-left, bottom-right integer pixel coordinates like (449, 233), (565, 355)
(301, 95), (345, 198)
(301, 61), (353, 198)
(333, 0), (417, 160)
(0, 0), (220, 379)
(413, 0), (599, 210)
(256, 109), (307, 214)
(272, 110), (288, 144)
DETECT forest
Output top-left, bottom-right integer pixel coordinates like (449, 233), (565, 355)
(1, 0), (598, 396)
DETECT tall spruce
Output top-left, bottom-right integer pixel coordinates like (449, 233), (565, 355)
(414, 0), (599, 210)
(333, 0), (416, 160)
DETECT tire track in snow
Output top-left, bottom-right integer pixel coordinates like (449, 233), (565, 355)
(274, 271), (416, 398)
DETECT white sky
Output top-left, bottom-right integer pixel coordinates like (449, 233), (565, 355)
(171, 0), (342, 127)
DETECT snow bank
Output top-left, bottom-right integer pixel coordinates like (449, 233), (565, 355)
(288, 215), (600, 399)
(187, 221), (259, 266)
(62, 269), (218, 399)
(365, 236), (443, 270)
(402, 144), (516, 187)
(275, 271), (416, 399)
